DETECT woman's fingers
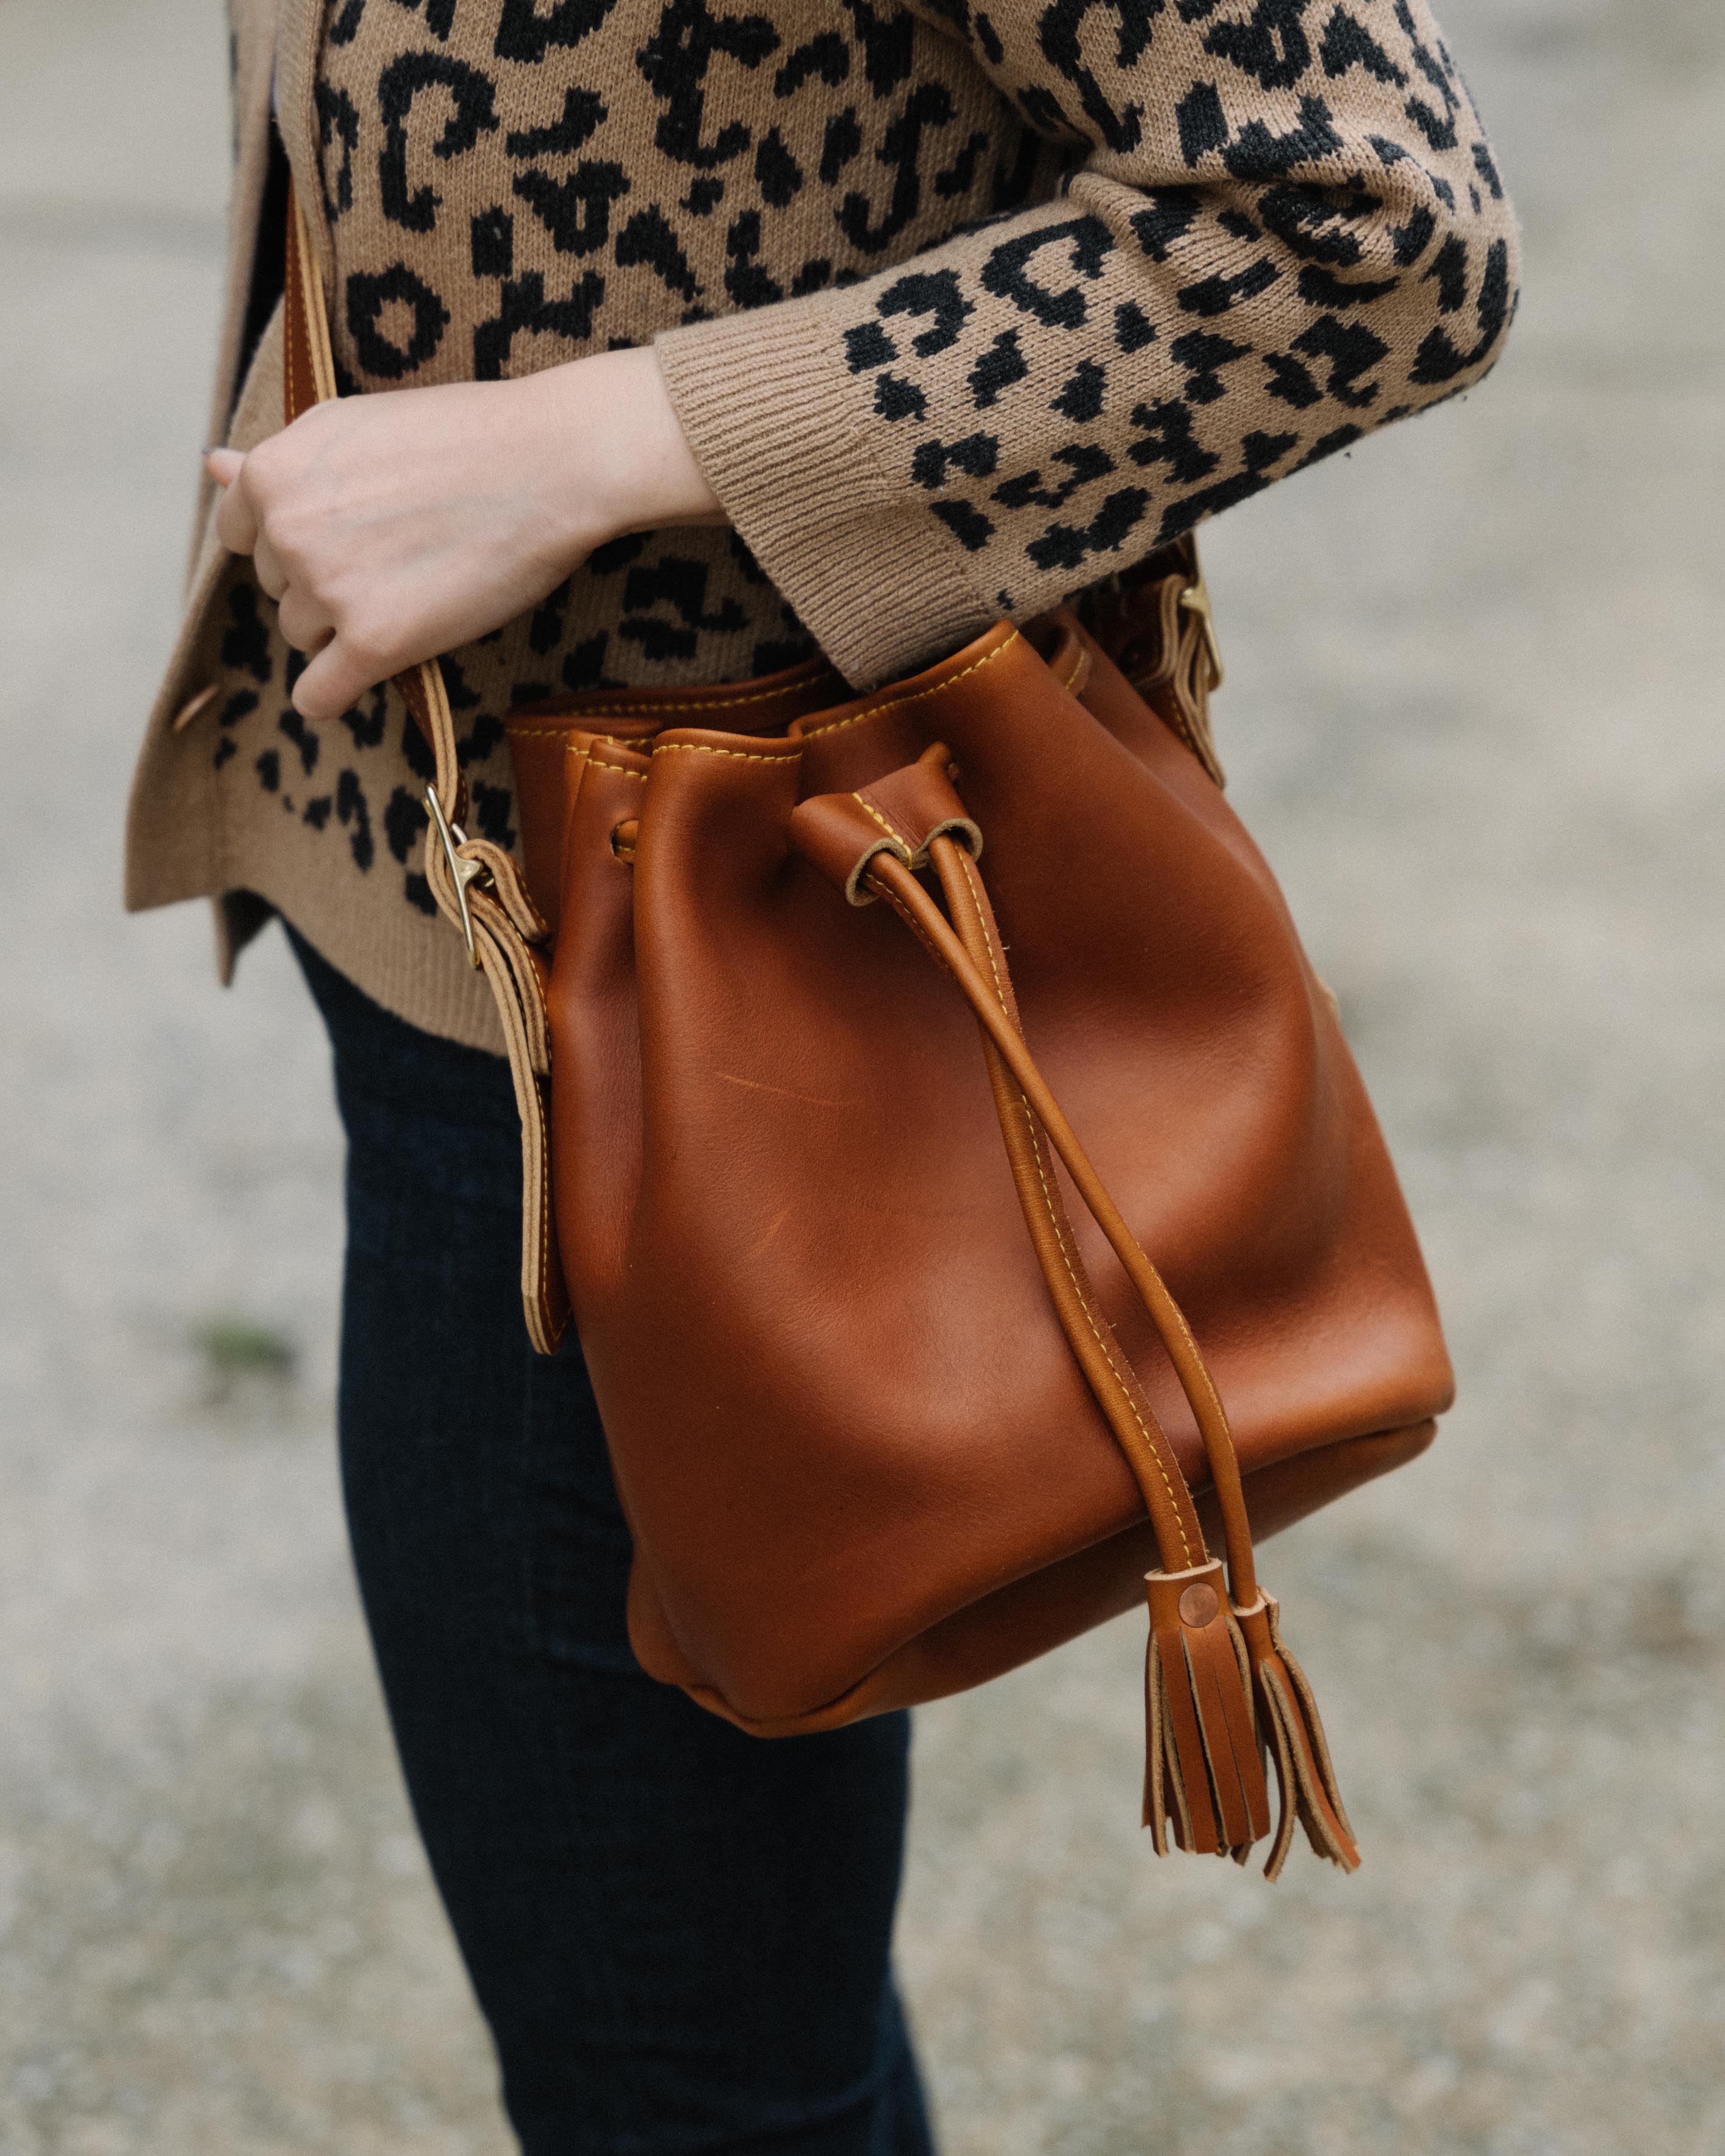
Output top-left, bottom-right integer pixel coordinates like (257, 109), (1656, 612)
(253, 531), (289, 603)
(276, 584), (335, 659)
(209, 453), (261, 556)
(209, 445), (339, 681)
(194, 353), (720, 723)
(292, 636), (376, 725)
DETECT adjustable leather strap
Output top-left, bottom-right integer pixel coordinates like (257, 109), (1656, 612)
(281, 182), (570, 1351)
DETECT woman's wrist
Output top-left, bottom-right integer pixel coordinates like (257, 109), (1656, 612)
(206, 341), (730, 722)
(533, 345), (725, 562)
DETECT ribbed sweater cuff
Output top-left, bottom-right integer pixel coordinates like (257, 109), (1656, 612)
(655, 299), (992, 690)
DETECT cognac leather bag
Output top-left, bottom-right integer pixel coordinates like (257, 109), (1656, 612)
(284, 188), (1452, 1877)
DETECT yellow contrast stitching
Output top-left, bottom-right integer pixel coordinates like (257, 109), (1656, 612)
(481, 934), (554, 1346)
(798, 632), (1020, 741)
(1023, 1113), (1195, 1567)
(956, 848), (1006, 1003)
(955, 849), (1193, 1566)
(565, 739), (651, 764)
(507, 635), (1016, 749)
(875, 879), (950, 972)
(512, 679), (823, 726)
(285, 206), (307, 418)
(285, 279), (299, 416)
(537, 1082), (554, 1339)
(515, 716), (661, 739)
(650, 741), (797, 764)
(1142, 1251), (1235, 1457)
(853, 795), (914, 850)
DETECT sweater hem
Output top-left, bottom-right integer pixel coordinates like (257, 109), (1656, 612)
(656, 300), (994, 690)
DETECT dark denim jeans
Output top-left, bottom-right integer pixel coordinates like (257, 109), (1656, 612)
(289, 926), (934, 2156)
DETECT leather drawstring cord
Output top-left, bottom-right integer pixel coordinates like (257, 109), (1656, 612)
(788, 744), (1358, 1876)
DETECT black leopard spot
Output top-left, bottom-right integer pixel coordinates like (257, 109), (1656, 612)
(346, 263), (451, 376)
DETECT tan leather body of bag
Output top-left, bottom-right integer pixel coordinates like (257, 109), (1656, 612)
(284, 187), (1453, 1877)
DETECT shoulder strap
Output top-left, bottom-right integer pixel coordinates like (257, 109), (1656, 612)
(283, 181), (570, 1353)
(284, 185), (465, 815)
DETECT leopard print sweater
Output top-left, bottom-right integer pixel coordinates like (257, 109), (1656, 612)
(177, 0), (1516, 1049)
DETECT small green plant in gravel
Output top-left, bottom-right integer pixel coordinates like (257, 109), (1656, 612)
(193, 1316), (299, 1402)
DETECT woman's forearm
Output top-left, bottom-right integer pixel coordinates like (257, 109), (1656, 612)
(207, 346), (723, 723)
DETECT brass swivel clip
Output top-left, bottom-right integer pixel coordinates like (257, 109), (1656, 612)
(424, 783), (489, 969)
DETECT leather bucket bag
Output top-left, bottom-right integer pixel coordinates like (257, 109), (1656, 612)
(284, 188), (1453, 1877)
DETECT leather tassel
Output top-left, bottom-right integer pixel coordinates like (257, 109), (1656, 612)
(1233, 1593), (1360, 1880)
(1142, 1561), (1271, 1860)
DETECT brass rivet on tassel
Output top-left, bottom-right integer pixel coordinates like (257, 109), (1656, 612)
(1178, 1581), (1218, 1627)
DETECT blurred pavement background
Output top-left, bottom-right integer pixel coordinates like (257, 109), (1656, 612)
(2, 0), (1723, 2149)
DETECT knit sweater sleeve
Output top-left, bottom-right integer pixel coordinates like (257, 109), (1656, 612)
(654, 0), (1517, 686)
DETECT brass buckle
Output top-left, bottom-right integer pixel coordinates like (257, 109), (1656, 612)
(424, 784), (487, 969)
(1178, 568), (1225, 692)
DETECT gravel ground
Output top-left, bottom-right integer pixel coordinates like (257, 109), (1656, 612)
(2, 1), (1721, 2150)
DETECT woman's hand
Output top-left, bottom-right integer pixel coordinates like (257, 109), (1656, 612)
(206, 347), (724, 722)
